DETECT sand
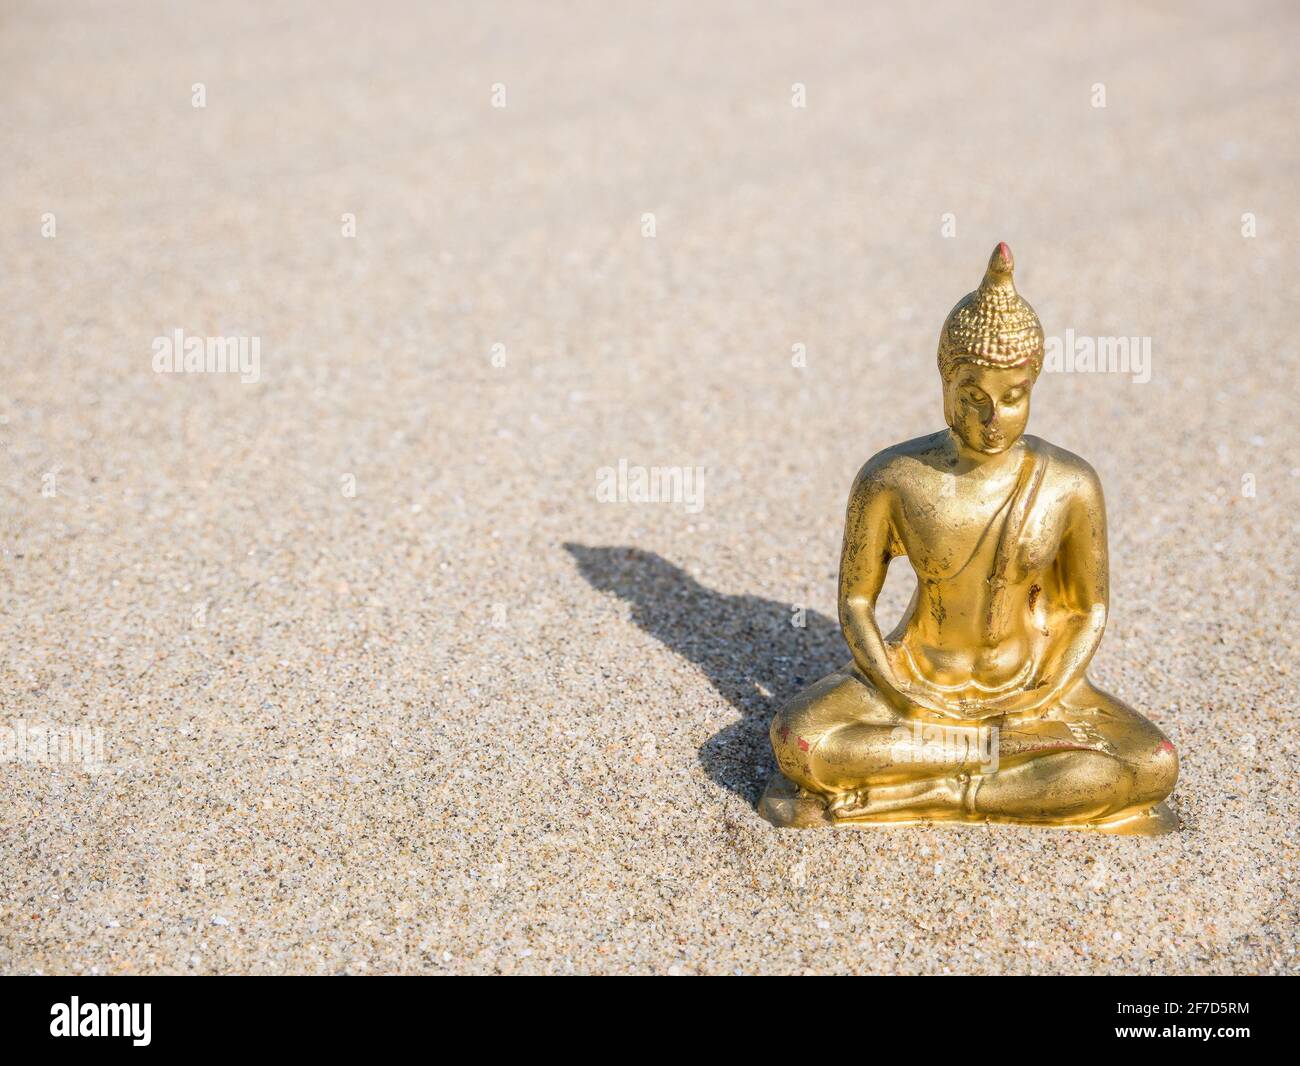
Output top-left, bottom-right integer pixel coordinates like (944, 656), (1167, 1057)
(1, 0), (1296, 974)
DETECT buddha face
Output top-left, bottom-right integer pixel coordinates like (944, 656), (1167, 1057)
(943, 361), (1035, 456)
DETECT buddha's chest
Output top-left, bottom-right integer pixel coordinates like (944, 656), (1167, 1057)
(895, 471), (1064, 583)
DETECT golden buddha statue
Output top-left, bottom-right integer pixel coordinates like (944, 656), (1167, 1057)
(761, 243), (1179, 834)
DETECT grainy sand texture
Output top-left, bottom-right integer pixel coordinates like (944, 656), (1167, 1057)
(2, 0), (1297, 974)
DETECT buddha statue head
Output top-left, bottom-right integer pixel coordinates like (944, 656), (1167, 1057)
(938, 243), (1045, 456)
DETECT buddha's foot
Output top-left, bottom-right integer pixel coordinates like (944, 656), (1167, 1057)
(825, 776), (970, 821)
(826, 787), (870, 819)
(758, 774), (962, 828)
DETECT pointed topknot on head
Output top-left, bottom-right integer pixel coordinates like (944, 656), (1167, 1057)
(980, 241), (1016, 292)
(937, 242), (1044, 379)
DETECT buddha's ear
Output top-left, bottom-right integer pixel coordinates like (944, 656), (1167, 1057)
(940, 371), (958, 428)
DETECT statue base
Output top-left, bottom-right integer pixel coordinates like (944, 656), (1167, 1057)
(758, 773), (1180, 836)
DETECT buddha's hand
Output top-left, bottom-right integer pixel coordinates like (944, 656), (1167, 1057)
(875, 647), (962, 717)
(889, 680), (964, 719)
(970, 680), (1055, 718)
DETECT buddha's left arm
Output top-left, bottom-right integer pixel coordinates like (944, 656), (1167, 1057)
(1036, 466), (1110, 701)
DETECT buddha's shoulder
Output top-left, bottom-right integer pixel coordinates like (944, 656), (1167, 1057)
(850, 432), (950, 493)
(1025, 436), (1104, 497)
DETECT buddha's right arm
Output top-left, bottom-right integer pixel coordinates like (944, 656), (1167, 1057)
(837, 466), (911, 708)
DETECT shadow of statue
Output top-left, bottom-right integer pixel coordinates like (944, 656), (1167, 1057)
(564, 543), (845, 805)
